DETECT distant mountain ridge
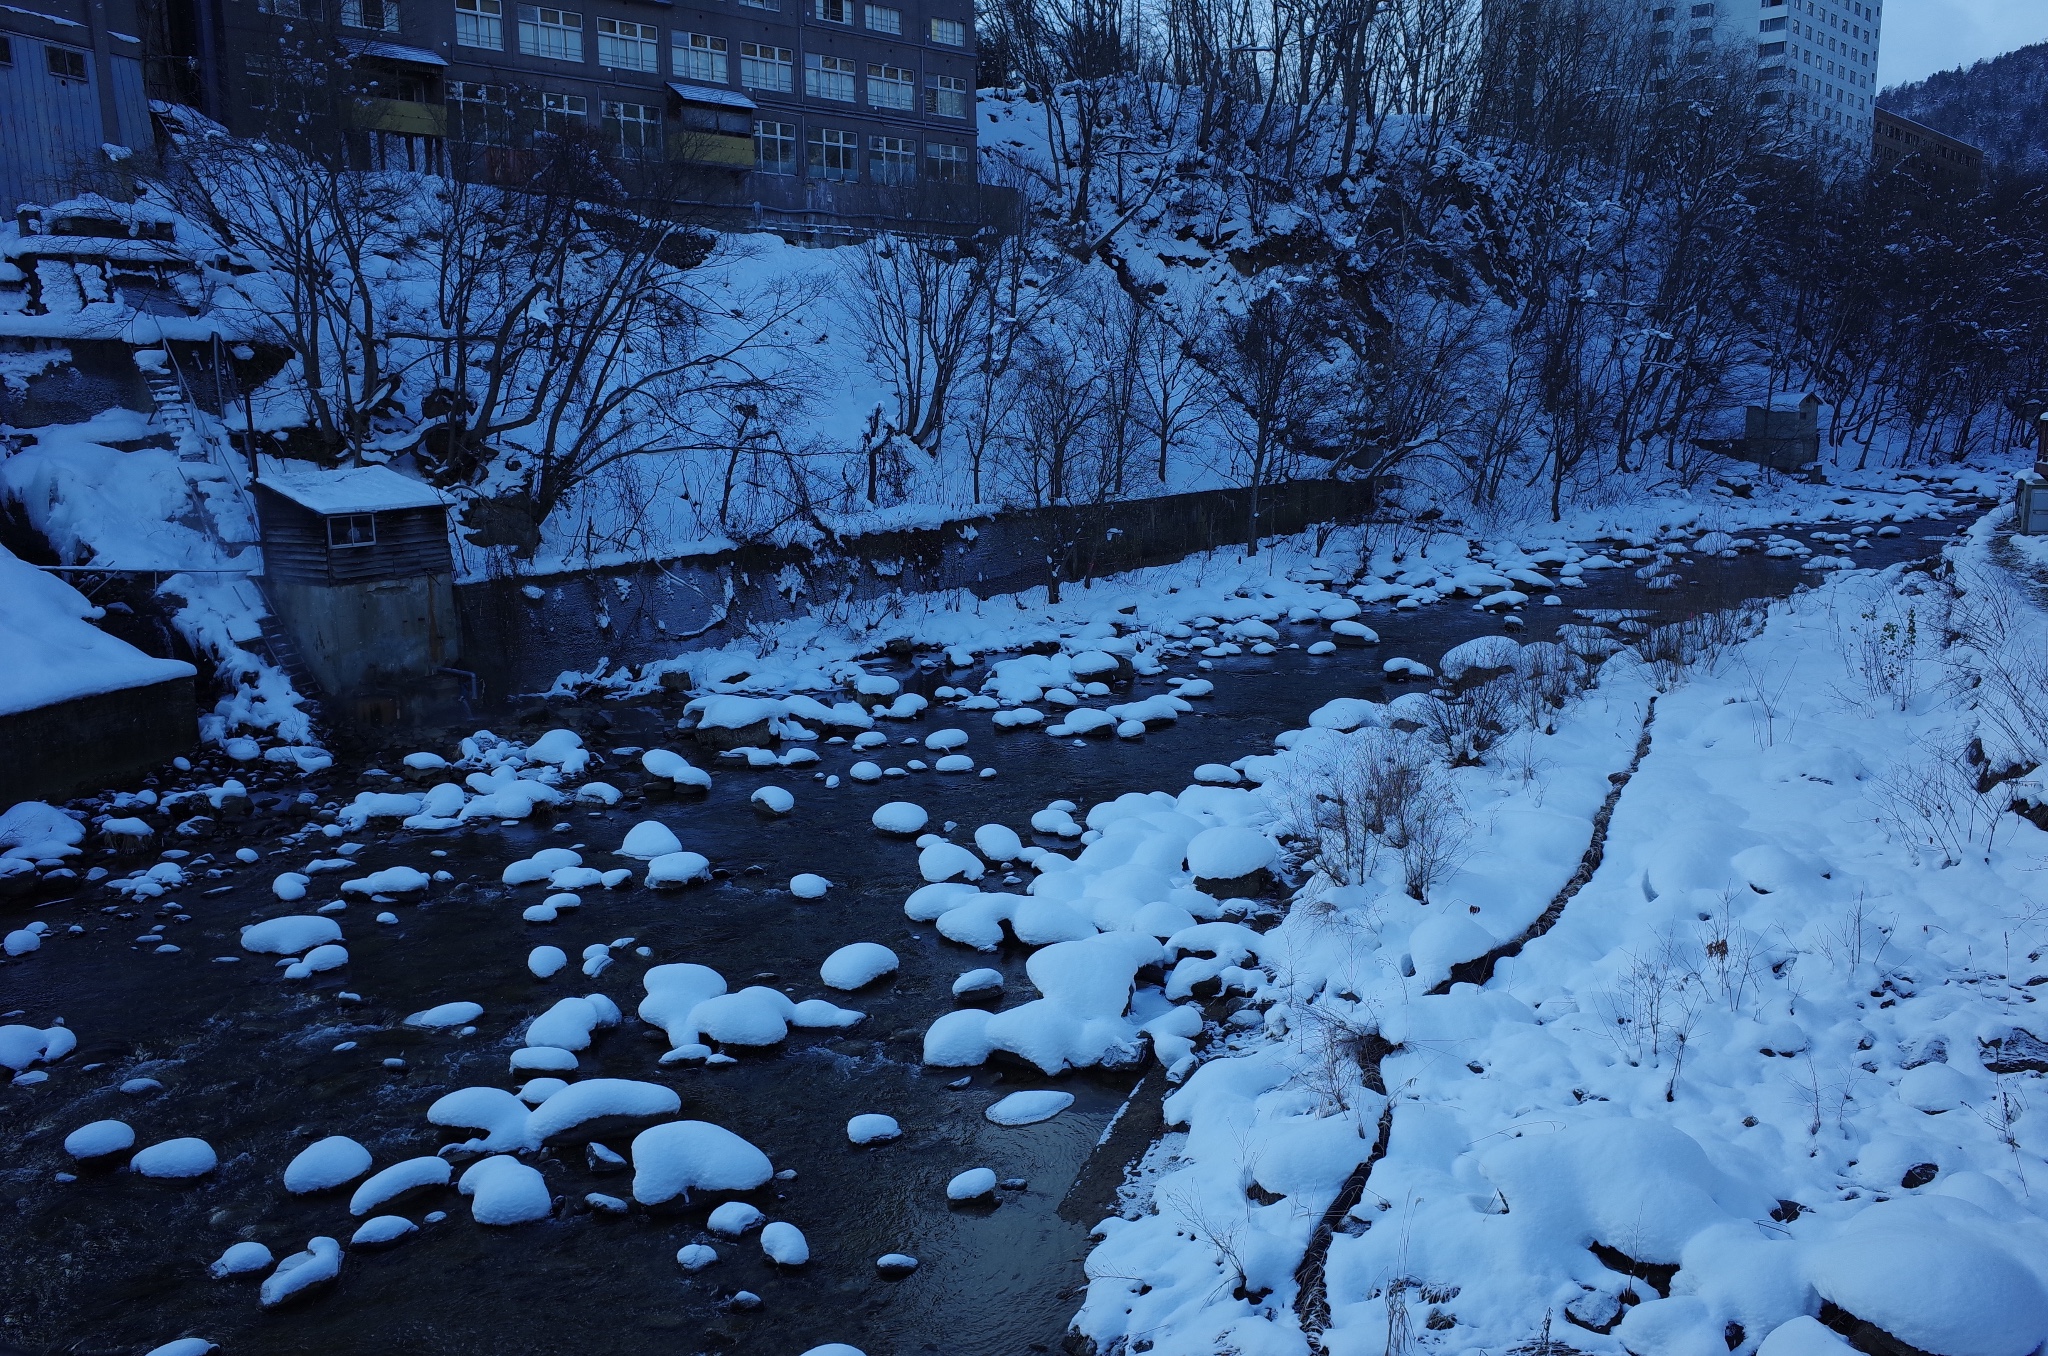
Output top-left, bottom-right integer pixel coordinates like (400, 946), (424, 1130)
(1878, 42), (2048, 175)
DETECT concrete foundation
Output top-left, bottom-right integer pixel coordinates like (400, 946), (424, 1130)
(0, 674), (195, 801)
(266, 571), (459, 695)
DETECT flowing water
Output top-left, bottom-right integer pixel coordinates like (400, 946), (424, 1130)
(0, 520), (1966, 1356)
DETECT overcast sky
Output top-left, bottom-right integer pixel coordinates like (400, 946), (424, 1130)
(1877, 0), (2048, 88)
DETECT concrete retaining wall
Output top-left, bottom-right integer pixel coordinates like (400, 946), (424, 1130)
(456, 478), (1377, 698)
(0, 675), (196, 801)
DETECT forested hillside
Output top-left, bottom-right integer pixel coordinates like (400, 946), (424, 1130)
(1880, 41), (2048, 175)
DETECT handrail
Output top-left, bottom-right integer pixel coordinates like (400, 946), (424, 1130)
(159, 342), (261, 535)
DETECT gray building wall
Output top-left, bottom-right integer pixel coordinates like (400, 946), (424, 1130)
(0, 0), (153, 211)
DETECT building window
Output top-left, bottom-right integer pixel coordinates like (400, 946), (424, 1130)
(255, 0), (305, 15)
(1758, 40), (1784, 55)
(675, 31), (726, 83)
(808, 126), (856, 180)
(869, 134), (913, 184)
(328, 515), (377, 548)
(46, 44), (88, 80)
(1760, 16), (1785, 29)
(866, 62), (912, 110)
(805, 52), (855, 102)
(449, 80), (510, 141)
(518, 6), (583, 62)
(1690, 2), (1713, 14)
(925, 73), (966, 118)
(754, 118), (796, 173)
(865, 3), (899, 32)
(926, 139), (967, 182)
(341, 0), (400, 29)
(597, 16), (658, 71)
(739, 41), (792, 92)
(1688, 24), (1711, 42)
(541, 89), (587, 130)
(929, 16), (964, 45)
(1650, 4), (1674, 18)
(814, 0), (851, 22)
(603, 99), (662, 153)
(0, 35), (13, 64)
(736, 0), (777, 10)
(456, 0), (503, 50)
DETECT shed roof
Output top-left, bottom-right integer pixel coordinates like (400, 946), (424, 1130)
(256, 466), (453, 515)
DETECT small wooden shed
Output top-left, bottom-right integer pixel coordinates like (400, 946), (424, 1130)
(253, 466), (461, 696)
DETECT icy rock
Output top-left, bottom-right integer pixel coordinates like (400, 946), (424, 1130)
(619, 821), (684, 860)
(709, 1200), (765, 1235)
(973, 824), (1024, 862)
(458, 1155), (552, 1224)
(511, 1046), (578, 1073)
(259, 1237), (341, 1306)
(208, 1241), (273, 1278)
(946, 1167), (997, 1202)
(1897, 1062), (1973, 1112)
(676, 1243), (719, 1271)
(692, 987), (795, 1045)
(631, 1121), (774, 1205)
(985, 1091), (1075, 1126)
(349, 1156), (452, 1215)
(790, 873), (831, 899)
(0, 1022), (74, 1072)
(646, 851), (712, 888)
(145, 1341), (215, 1356)
(872, 802), (929, 835)
(502, 848), (581, 885)
(240, 915), (341, 955)
(751, 786), (795, 815)
(952, 968), (1003, 999)
(849, 761), (884, 782)
(919, 841), (984, 883)
(642, 749), (712, 790)
(1185, 827), (1277, 881)
(430, 1086), (534, 1152)
(1803, 1201), (2048, 1356)
(1307, 699), (1383, 732)
(5, 927), (39, 956)
(639, 963), (730, 1046)
(281, 942), (348, 980)
(761, 1221), (809, 1265)
(525, 1078), (680, 1143)
(405, 1001), (483, 1029)
(846, 1114), (902, 1145)
(525, 994), (618, 1050)
(517, 1078), (567, 1105)
(876, 1253), (919, 1277)
(799, 1347), (867, 1356)
(63, 1118), (135, 1160)
(341, 866), (429, 896)
(820, 942), (899, 990)
(282, 1136), (372, 1193)
(1756, 1318), (1858, 1356)
(350, 1215), (417, 1248)
(132, 1137), (216, 1179)
(529, 945), (568, 978)
(272, 872), (309, 901)
(935, 753), (976, 772)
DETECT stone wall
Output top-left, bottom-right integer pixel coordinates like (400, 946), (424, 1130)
(0, 675), (195, 801)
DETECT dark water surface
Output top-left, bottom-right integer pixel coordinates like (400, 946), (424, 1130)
(0, 520), (1963, 1356)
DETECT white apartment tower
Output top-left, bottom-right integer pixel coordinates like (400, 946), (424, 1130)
(1650, 0), (1883, 156)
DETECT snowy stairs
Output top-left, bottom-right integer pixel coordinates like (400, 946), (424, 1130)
(134, 347), (261, 553)
(254, 608), (321, 700)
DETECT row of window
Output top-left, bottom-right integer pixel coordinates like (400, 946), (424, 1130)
(0, 36), (90, 80)
(454, 0), (963, 58)
(443, 79), (970, 179)
(449, 6), (968, 114)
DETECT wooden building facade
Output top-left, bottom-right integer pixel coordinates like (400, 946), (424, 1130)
(253, 466), (462, 697)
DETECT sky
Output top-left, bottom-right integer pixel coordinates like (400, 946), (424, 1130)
(1877, 0), (2048, 88)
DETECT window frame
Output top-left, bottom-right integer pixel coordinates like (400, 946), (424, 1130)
(865, 61), (911, 110)
(327, 514), (378, 549)
(541, 88), (588, 130)
(807, 125), (857, 180)
(340, 0), (401, 31)
(596, 15), (659, 71)
(864, 3), (899, 32)
(517, 5), (585, 63)
(928, 16), (965, 45)
(739, 40), (792, 92)
(455, 0), (504, 51)
(924, 72), (966, 118)
(926, 139), (967, 182)
(804, 51), (855, 102)
(868, 133), (913, 184)
(674, 30), (727, 83)
(753, 118), (797, 173)
(602, 98), (663, 154)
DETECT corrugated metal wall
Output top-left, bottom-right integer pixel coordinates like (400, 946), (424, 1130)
(0, 4), (152, 211)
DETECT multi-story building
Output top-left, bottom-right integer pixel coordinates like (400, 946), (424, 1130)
(152, 0), (988, 233)
(0, 0), (154, 210)
(1872, 106), (1985, 193)
(1648, 0), (1883, 158)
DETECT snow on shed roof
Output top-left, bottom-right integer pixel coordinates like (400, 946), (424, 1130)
(668, 82), (757, 110)
(0, 546), (195, 717)
(343, 38), (448, 66)
(256, 466), (453, 515)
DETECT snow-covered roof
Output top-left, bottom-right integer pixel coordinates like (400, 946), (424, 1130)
(256, 466), (453, 515)
(668, 82), (757, 110)
(343, 38), (448, 66)
(0, 546), (195, 717)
